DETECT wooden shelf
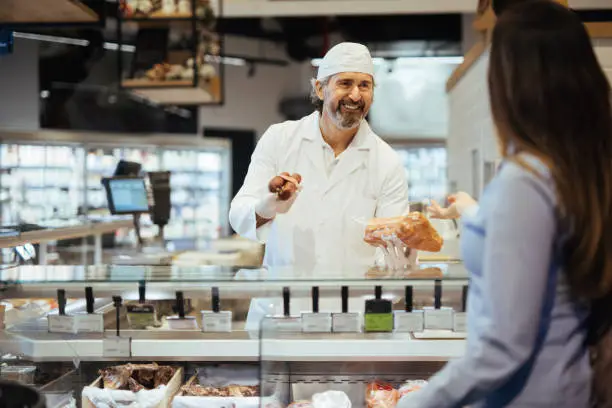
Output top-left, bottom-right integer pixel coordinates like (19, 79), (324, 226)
(472, 8), (495, 32)
(126, 75), (221, 105)
(446, 41), (487, 93)
(586, 22), (612, 39)
(122, 79), (194, 89)
(122, 11), (194, 21)
(130, 87), (217, 106)
(0, 219), (133, 248)
(472, 0), (568, 33)
(1, 0), (98, 24)
(449, 0), (608, 93)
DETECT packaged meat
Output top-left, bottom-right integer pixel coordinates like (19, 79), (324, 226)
(268, 173), (302, 201)
(363, 217), (404, 246)
(98, 363), (176, 391)
(180, 384), (259, 397)
(398, 380), (427, 397)
(83, 365), (182, 408)
(364, 212), (443, 252)
(396, 212), (443, 252)
(365, 381), (399, 408)
(311, 390), (351, 408)
(172, 372), (260, 408)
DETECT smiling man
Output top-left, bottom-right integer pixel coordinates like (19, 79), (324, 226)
(229, 42), (411, 269)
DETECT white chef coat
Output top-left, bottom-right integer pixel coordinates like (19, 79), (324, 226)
(229, 111), (409, 270)
(321, 133), (342, 177)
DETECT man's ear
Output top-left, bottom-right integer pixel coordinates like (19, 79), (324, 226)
(315, 81), (325, 100)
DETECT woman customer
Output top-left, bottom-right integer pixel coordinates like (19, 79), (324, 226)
(399, 1), (612, 407)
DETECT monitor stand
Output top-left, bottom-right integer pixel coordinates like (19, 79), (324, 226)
(156, 224), (165, 242)
(133, 214), (144, 248)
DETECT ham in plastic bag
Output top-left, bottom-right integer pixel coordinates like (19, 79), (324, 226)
(365, 381), (399, 408)
(364, 212), (443, 252)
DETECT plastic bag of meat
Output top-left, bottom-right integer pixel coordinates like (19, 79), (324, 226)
(364, 212), (443, 252)
(365, 381), (399, 408)
(398, 380), (428, 397)
(311, 390), (351, 408)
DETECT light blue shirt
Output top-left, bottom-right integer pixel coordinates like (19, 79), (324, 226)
(399, 154), (591, 408)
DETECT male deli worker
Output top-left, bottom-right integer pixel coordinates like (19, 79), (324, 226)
(230, 42), (414, 270)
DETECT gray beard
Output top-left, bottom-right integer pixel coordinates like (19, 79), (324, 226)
(326, 105), (362, 130)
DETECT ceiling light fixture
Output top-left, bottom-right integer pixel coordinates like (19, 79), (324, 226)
(311, 55), (464, 67)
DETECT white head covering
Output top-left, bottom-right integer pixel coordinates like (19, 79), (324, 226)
(316, 42), (375, 80)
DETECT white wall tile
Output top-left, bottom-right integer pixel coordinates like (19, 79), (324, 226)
(447, 52), (493, 197)
(448, 41), (612, 197)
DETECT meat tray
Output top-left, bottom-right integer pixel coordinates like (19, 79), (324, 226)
(171, 374), (259, 408)
(82, 365), (183, 408)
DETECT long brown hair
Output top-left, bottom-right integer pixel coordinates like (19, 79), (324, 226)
(488, 0), (612, 300)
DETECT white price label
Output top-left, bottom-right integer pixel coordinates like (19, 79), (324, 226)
(201, 311), (232, 333)
(394, 311), (424, 333)
(424, 308), (454, 330)
(453, 312), (467, 333)
(77, 314), (104, 333)
(48, 315), (78, 334)
(274, 317), (302, 332)
(332, 313), (362, 333)
(103, 337), (131, 358)
(301, 313), (332, 333)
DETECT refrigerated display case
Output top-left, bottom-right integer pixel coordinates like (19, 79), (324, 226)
(0, 130), (231, 241)
(0, 262), (468, 407)
(392, 145), (448, 204)
(0, 143), (85, 225)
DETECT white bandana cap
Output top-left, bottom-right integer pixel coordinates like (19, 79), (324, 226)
(316, 42), (375, 80)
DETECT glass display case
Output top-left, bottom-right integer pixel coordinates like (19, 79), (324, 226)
(0, 262), (467, 407)
(160, 148), (228, 241)
(0, 131), (231, 241)
(0, 142), (85, 225)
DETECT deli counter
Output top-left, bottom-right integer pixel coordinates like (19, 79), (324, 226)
(0, 263), (467, 407)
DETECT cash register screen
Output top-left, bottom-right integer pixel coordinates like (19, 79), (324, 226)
(103, 177), (149, 214)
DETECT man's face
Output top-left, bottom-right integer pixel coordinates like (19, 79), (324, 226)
(317, 72), (374, 130)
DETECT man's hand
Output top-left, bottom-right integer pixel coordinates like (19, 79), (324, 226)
(255, 173), (302, 223)
(380, 236), (418, 270)
(428, 192), (477, 219)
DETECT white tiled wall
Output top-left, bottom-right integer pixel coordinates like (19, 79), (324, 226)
(447, 50), (494, 198)
(447, 38), (612, 198)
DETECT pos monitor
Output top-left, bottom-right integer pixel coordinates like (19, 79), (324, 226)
(101, 177), (150, 215)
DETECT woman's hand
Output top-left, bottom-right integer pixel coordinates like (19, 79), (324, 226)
(428, 192), (477, 219)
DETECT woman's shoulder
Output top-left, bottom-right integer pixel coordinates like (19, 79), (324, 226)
(488, 153), (557, 208)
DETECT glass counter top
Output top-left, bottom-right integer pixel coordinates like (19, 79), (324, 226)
(0, 262), (466, 284)
(0, 263), (468, 298)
